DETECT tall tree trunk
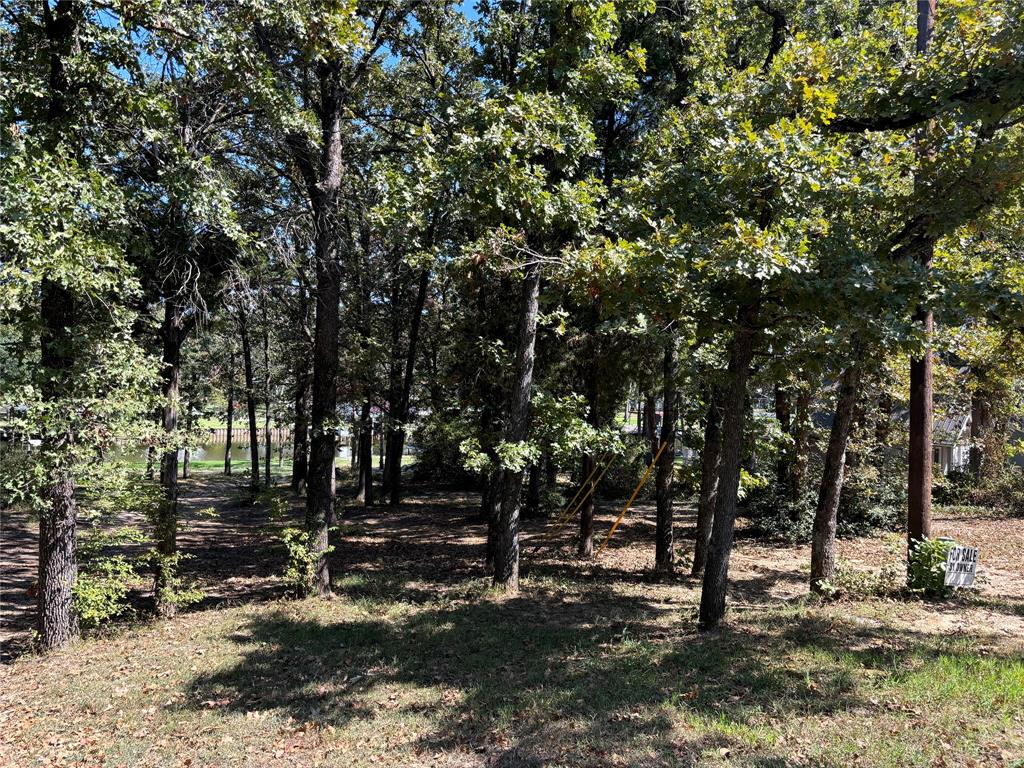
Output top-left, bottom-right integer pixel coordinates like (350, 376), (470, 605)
(35, 0), (82, 651)
(969, 385), (992, 482)
(291, 370), (310, 492)
(238, 306), (261, 491)
(643, 395), (657, 462)
(908, 0), (936, 557)
(37, 282), (80, 649)
(356, 401), (374, 506)
(654, 335), (678, 574)
(378, 419), (384, 470)
(524, 462), (542, 519)
(692, 386), (722, 577)
(224, 351), (234, 476)
(386, 269), (429, 506)
(182, 448), (190, 479)
(292, 61), (346, 597)
(493, 264), (541, 592)
(908, 292), (934, 554)
(155, 297), (184, 618)
(578, 302), (601, 558)
(774, 382), (792, 489)
(382, 280), (403, 498)
(483, 468), (503, 572)
(698, 302), (760, 630)
(577, 453), (596, 557)
(263, 306), (272, 487)
(790, 389), (812, 502)
(810, 362), (861, 592)
(875, 391), (893, 448)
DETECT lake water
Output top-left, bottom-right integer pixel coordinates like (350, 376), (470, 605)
(139, 440), (356, 464)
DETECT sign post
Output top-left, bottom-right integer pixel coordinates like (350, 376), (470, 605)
(944, 544), (978, 589)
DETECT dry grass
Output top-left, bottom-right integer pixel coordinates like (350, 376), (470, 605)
(2, 474), (1023, 767)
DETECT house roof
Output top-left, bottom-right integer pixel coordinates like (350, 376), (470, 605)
(809, 409), (970, 446)
(934, 414), (970, 445)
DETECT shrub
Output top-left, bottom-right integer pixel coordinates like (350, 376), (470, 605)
(741, 485), (815, 543)
(970, 465), (1024, 514)
(815, 535), (904, 599)
(836, 458), (906, 536)
(933, 469), (975, 506)
(74, 523), (148, 629)
(411, 411), (480, 486)
(598, 440), (656, 500)
(907, 537), (955, 598)
(73, 556), (139, 629)
(147, 550), (204, 610)
(279, 526), (332, 596)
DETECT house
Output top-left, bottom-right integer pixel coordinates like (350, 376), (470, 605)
(812, 408), (973, 476)
(933, 414), (971, 475)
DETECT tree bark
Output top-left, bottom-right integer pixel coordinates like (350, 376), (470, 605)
(291, 369), (310, 492)
(356, 400), (374, 505)
(483, 467), (503, 572)
(35, 0), (82, 651)
(810, 362), (861, 592)
(182, 448), (190, 479)
(790, 389), (811, 502)
(224, 351), (234, 476)
(692, 386), (722, 577)
(156, 297), (184, 618)
(263, 305), (272, 487)
(908, 301), (934, 554)
(493, 263), (541, 592)
(37, 282), (80, 649)
(698, 302), (760, 630)
(908, 0), (936, 558)
(774, 382), (792, 489)
(287, 59), (347, 597)
(969, 381), (993, 483)
(386, 269), (429, 505)
(643, 395), (657, 462)
(578, 302), (601, 558)
(238, 305), (261, 491)
(654, 335), (678, 574)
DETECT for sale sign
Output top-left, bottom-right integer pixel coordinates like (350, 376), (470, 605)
(944, 545), (978, 588)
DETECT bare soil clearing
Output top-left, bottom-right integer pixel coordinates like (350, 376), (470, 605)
(1, 474), (1022, 767)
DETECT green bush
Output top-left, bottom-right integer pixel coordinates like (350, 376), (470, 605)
(598, 440), (657, 500)
(741, 485), (815, 543)
(73, 554), (140, 629)
(836, 458), (906, 536)
(908, 537), (955, 598)
(970, 465), (1024, 513)
(933, 469), (975, 506)
(411, 411), (480, 486)
(279, 526), (331, 596)
(74, 513), (151, 629)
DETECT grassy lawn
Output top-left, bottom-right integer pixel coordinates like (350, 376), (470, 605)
(1, 475), (1022, 767)
(3, 582), (1022, 766)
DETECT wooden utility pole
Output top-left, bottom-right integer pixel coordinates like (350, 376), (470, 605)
(908, 0), (936, 555)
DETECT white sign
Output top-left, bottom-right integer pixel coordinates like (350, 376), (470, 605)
(944, 545), (978, 588)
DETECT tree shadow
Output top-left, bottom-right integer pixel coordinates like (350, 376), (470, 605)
(185, 586), (915, 766)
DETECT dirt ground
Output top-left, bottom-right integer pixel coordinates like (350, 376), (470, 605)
(1, 474), (1023, 768)
(3, 473), (1022, 659)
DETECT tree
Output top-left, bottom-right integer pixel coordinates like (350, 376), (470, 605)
(1, 0), (159, 647)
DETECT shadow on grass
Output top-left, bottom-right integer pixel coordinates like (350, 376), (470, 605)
(187, 576), (984, 766)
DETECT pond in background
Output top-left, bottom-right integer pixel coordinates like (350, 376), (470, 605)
(132, 440), (355, 464)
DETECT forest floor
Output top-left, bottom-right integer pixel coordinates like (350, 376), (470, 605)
(1, 472), (1023, 768)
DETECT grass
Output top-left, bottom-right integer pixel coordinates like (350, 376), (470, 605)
(3, 575), (1022, 767)
(3, 475), (1022, 767)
